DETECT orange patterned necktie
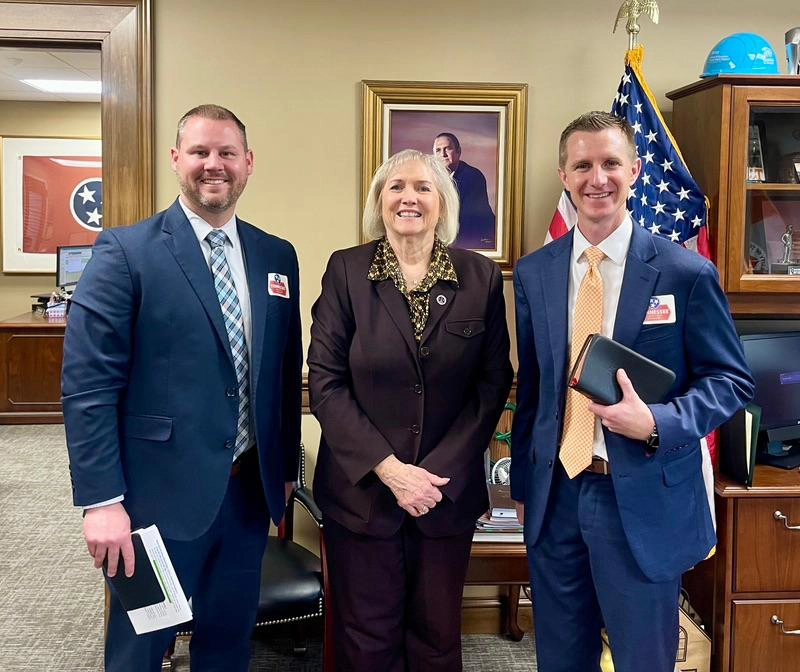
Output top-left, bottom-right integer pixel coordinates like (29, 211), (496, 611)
(560, 246), (605, 478)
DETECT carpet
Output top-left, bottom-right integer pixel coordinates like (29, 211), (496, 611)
(0, 425), (536, 671)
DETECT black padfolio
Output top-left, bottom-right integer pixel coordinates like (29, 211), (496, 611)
(568, 334), (676, 405)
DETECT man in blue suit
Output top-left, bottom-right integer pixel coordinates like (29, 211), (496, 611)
(511, 111), (753, 672)
(62, 104), (302, 671)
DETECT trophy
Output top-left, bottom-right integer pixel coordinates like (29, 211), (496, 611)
(770, 223), (800, 274)
(747, 125), (766, 182)
(782, 225), (793, 263)
(778, 152), (800, 183)
(787, 28), (800, 75)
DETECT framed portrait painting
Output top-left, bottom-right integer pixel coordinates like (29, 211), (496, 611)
(2, 136), (102, 273)
(361, 80), (527, 274)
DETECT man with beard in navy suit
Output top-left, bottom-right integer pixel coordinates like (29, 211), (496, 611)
(63, 104), (302, 672)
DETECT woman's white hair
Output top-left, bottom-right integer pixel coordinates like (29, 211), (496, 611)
(362, 149), (460, 245)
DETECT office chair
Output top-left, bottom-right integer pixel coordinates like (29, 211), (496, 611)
(163, 444), (333, 670)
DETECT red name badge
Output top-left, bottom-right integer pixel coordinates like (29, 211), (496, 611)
(643, 294), (676, 324)
(267, 273), (290, 298)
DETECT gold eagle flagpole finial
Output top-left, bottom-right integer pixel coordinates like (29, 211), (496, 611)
(613, 0), (659, 49)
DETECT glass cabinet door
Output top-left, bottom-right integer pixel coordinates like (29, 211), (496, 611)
(730, 88), (800, 293)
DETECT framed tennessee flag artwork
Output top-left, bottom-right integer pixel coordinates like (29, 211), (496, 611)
(2, 136), (102, 273)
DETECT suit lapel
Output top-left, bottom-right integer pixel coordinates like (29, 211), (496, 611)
(542, 232), (572, 393)
(238, 219), (268, 388)
(420, 281), (455, 344)
(375, 280), (419, 360)
(613, 225), (660, 347)
(162, 200), (233, 366)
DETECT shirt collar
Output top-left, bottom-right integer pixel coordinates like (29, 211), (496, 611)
(179, 198), (240, 248)
(367, 237), (458, 289)
(572, 213), (632, 267)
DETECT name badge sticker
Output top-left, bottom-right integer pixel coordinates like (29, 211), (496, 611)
(643, 294), (676, 324)
(267, 273), (290, 298)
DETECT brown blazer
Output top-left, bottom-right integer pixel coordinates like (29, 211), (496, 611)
(308, 240), (513, 538)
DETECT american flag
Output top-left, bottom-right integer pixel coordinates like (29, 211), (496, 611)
(547, 46), (711, 262)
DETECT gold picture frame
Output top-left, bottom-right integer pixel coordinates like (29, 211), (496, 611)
(361, 80), (527, 275)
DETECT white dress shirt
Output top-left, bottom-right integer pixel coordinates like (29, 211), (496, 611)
(567, 215), (633, 462)
(180, 199), (252, 361)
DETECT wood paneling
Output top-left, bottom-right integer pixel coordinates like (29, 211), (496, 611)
(0, 313), (65, 423)
(465, 541), (529, 640)
(668, 82), (729, 275)
(6, 333), (63, 403)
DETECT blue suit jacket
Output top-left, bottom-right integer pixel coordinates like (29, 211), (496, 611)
(452, 160), (496, 250)
(511, 224), (753, 582)
(62, 199), (302, 540)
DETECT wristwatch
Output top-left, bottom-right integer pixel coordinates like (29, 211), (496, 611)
(645, 424), (660, 451)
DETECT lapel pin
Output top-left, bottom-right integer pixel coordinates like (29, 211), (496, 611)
(436, 294), (447, 306)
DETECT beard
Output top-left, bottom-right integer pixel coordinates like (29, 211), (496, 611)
(179, 173), (247, 214)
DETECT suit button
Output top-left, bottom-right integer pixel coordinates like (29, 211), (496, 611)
(410, 424), (420, 435)
(226, 387), (236, 398)
(463, 327), (472, 336)
(225, 440), (234, 450)
(419, 346), (430, 357)
(548, 459), (553, 468)
(413, 384), (423, 394)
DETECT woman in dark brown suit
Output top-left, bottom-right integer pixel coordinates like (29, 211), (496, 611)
(308, 149), (513, 671)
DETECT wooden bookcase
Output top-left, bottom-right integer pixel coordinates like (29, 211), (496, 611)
(668, 76), (800, 317)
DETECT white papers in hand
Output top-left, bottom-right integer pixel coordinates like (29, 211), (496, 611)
(126, 525), (192, 635)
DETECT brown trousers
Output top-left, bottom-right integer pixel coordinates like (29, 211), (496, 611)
(324, 515), (475, 672)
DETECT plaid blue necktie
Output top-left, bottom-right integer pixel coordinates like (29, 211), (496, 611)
(206, 229), (250, 461)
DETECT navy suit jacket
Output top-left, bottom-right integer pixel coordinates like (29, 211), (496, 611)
(511, 224), (753, 582)
(62, 199), (302, 541)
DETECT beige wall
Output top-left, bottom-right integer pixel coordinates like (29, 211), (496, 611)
(5, 4), (794, 332)
(152, 0), (798, 354)
(4, 5), (795, 327)
(3, 2), (796, 541)
(152, 0), (799, 488)
(0, 101), (101, 317)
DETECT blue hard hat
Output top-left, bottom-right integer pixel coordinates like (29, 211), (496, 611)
(701, 33), (779, 77)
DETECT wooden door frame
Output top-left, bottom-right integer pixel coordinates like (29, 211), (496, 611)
(0, 0), (154, 228)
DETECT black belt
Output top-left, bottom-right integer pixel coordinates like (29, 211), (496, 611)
(230, 446), (257, 477)
(584, 457), (611, 475)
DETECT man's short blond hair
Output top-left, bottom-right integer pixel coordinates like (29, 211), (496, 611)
(558, 111), (636, 168)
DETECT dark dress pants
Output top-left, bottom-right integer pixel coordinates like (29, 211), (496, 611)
(104, 454), (269, 672)
(324, 515), (475, 672)
(526, 463), (680, 672)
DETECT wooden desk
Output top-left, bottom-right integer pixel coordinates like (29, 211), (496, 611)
(0, 312), (65, 424)
(465, 538), (529, 640)
(683, 466), (800, 672)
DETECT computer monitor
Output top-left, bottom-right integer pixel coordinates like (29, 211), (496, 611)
(740, 332), (800, 443)
(56, 245), (93, 289)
